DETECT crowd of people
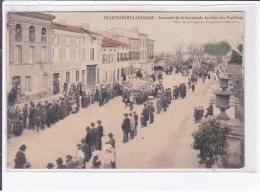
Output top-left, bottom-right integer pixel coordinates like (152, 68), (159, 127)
(12, 62), (216, 169)
(14, 119), (117, 169)
(7, 81), (124, 138)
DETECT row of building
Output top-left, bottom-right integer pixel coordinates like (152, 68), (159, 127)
(6, 12), (159, 101)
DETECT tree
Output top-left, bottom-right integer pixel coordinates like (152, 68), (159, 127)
(204, 41), (231, 56)
(228, 44), (243, 65)
(192, 120), (231, 168)
(175, 43), (183, 63)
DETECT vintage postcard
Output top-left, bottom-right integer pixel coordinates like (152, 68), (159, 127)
(4, 11), (245, 170)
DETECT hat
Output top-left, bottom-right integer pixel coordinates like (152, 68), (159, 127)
(56, 158), (63, 165)
(66, 155), (73, 160)
(108, 133), (114, 138)
(45, 100), (48, 103)
(46, 163), (54, 169)
(25, 104), (28, 106)
(124, 113), (128, 117)
(133, 111), (136, 113)
(91, 122), (95, 127)
(97, 120), (102, 124)
(19, 144), (27, 151)
(86, 127), (91, 131)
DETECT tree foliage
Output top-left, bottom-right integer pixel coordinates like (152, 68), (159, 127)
(204, 41), (231, 56)
(228, 48), (242, 65)
(192, 120), (231, 168)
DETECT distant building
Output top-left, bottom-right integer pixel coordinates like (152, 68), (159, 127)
(154, 56), (166, 69)
(7, 12), (55, 100)
(101, 36), (129, 83)
(102, 27), (155, 75)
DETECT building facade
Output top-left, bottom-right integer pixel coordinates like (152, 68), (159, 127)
(52, 22), (103, 94)
(102, 27), (155, 75)
(100, 36), (129, 84)
(7, 12), (55, 100)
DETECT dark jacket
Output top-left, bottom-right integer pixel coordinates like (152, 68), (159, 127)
(122, 118), (130, 132)
(14, 151), (26, 169)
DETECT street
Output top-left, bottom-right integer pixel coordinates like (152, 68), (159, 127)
(7, 73), (220, 169)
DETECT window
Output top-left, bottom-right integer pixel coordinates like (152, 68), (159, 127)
(29, 46), (35, 63)
(82, 48), (86, 61)
(66, 72), (70, 83)
(43, 74), (48, 89)
(83, 37), (86, 45)
(102, 54), (106, 64)
(25, 76), (31, 92)
(41, 46), (47, 62)
(15, 24), (22, 41)
(76, 71), (79, 82)
(29, 26), (35, 42)
(41, 27), (47, 43)
(117, 53), (120, 62)
(15, 45), (22, 63)
(90, 48), (94, 60)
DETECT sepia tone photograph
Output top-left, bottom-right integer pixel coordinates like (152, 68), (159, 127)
(5, 11), (245, 170)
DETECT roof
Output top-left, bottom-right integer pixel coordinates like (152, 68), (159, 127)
(102, 36), (127, 47)
(155, 56), (166, 61)
(53, 22), (99, 35)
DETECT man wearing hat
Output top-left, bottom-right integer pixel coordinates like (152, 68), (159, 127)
(121, 113), (130, 143)
(142, 104), (149, 123)
(96, 120), (103, 150)
(148, 102), (155, 124)
(106, 133), (115, 149)
(133, 111), (138, 136)
(90, 122), (99, 152)
(65, 155), (75, 169)
(14, 144), (28, 169)
(56, 158), (66, 169)
(28, 103), (35, 129)
(22, 104), (29, 129)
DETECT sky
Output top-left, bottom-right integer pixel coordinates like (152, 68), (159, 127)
(48, 12), (244, 55)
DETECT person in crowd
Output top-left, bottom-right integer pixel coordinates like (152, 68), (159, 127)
(96, 120), (104, 150)
(14, 144), (29, 169)
(205, 103), (214, 118)
(199, 106), (204, 122)
(74, 144), (85, 169)
(173, 86), (179, 100)
(129, 113), (135, 139)
(91, 155), (102, 169)
(133, 111), (138, 136)
(191, 83), (195, 93)
(56, 158), (66, 169)
(106, 133), (115, 149)
(65, 155), (75, 169)
(149, 102), (155, 124)
(121, 113), (130, 143)
(80, 138), (91, 163)
(142, 104), (149, 123)
(91, 122), (99, 152)
(28, 102), (36, 129)
(140, 113), (147, 128)
(22, 104), (28, 129)
(46, 163), (54, 169)
(101, 146), (115, 169)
